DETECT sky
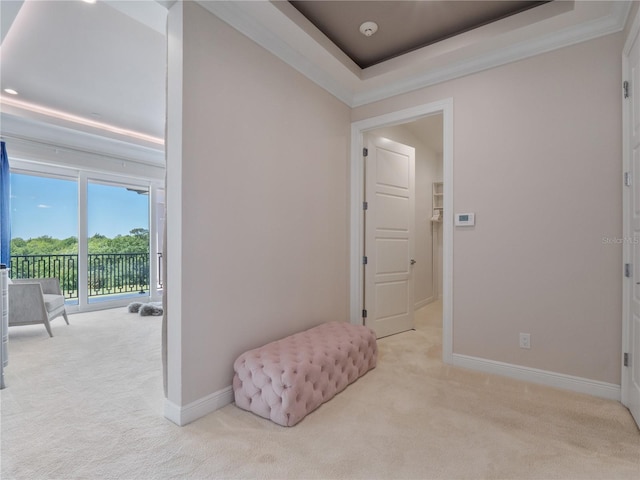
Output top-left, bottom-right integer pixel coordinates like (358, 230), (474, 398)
(10, 173), (149, 240)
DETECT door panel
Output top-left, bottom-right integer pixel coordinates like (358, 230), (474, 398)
(376, 194), (409, 229)
(376, 239), (409, 274)
(377, 149), (410, 188)
(376, 282), (409, 319)
(365, 135), (415, 338)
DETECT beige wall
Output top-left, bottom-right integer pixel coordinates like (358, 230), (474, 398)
(175, 2), (351, 403)
(171, 2), (625, 407)
(354, 33), (624, 384)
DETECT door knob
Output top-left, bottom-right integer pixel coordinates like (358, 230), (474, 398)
(410, 259), (417, 265)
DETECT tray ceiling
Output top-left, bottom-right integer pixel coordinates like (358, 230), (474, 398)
(290, 1), (548, 68)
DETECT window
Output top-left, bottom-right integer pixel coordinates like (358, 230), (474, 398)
(10, 172), (79, 304)
(87, 181), (150, 303)
(9, 167), (162, 311)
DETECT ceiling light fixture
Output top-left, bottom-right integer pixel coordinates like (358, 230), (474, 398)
(82, 0), (97, 4)
(359, 21), (378, 37)
(3, 88), (18, 95)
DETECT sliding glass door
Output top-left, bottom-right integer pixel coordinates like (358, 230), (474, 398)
(9, 167), (161, 311)
(87, 181), (150, 303)
(10, 172), (79, 304)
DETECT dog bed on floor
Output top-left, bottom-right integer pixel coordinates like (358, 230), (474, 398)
(127, 302), (163, 316)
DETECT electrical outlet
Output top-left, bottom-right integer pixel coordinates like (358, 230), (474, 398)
(519, 333), (531, 349)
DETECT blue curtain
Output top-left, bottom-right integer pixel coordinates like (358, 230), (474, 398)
(0, 141), (10, 267)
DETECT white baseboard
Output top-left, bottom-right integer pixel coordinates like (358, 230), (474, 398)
(415, 296), (434, 310)
(452, 354), (621, 401)
(164, 385), (234, 426)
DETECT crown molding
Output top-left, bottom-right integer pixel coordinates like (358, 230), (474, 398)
(1, 112), (164, 173)
(197, 1), (632, 108)
(197, 0), (356, 106)
(352, 1), (632, 107)
(0, 0), (24, 45)
(103, 0), (167, 35)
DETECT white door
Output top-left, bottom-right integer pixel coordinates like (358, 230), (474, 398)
(364, 135), (415, 338)
(623, 22), (640, 429)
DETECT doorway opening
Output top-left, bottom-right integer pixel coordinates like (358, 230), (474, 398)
(366, 116), (444, 341)
(350, 99), (453, 364)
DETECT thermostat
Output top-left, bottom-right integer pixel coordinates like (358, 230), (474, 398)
(455, 213), (475, 226)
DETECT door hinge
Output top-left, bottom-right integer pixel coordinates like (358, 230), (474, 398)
(363, 147), (368, 157)
(624, 80), (630, 99)
(362, 309), (368, 318)
(624, 352), (629, 367)
(363, 201), (368, 211)
(625, 263), (632, 278)
(362, 256), (368, 265)
(625, 171), (632, 187)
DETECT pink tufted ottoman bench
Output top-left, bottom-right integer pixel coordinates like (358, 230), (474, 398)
(233, 322), (377, 426)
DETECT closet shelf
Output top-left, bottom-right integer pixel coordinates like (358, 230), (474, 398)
(432, 182), (443, 223)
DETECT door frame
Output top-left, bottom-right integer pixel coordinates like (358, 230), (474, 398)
(350, 98), (454, 363)
(621, 5), (640, 414)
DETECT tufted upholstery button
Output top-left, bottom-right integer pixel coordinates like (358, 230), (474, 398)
(232, 322), (377, 427)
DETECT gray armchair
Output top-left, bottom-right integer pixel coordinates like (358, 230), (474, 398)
(8, 278), (69, 337)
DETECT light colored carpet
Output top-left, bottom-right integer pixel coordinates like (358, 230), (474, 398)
(1, 301), (638, 479)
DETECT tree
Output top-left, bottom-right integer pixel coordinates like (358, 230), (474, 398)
(11, 229), (151, 298)
(12, 229), (149, 256)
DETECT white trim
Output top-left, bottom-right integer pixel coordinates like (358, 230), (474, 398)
(196, 0), (354, 106)
(9, 160), (79, 179)
(203, 1), (632, 109)
(621, 2), (640, 413)
(452, 354), (621, 401)
(166, 0), (183, 411)
(0, 0), (24, 45)
(621, 40), (631, 411)
(623, 2), (640, 55)
(78, 172), (88, 309)
(164, 386), (234, 426)
(103, 0), (167, 36)
(149, 184), (161, 302)
(351, 3), (632, 107)
(0, 96), (164, 146)
(441, 105), (454, 364)
(0, 112), (164, 166)
(64, 296), (152, 314)
(1, 115), (165, 180)
(9, 156), (163, 184)
(350, 99), (454, 365)
(415, 297), (434, 311)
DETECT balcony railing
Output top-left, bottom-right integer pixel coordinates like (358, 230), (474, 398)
(11, 254), (78, 299)
(88, 253), (149, 297)
(9, 252), (162, 300)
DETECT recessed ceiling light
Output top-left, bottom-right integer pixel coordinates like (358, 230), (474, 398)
(359, 21), (378, 37)
(3, 88), (18, 95)
(82, 0), (97, 4)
